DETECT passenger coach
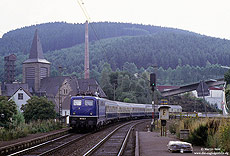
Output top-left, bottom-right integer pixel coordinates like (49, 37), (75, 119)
(69, 96), (153, 130)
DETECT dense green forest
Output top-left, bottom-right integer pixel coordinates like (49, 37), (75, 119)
(0, 22), (230, 86)
(0, 22), (193, 56)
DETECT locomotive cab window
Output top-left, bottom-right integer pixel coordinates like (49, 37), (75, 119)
(73, 99), (81, 106)
(85, 100), (94, 106)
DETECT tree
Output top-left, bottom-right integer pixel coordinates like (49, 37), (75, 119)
(0, 96), (17, 128)
(224, 70), (230, 85)
(22, 96), (56, 122)
(100, 63), (113, 99)
(225, 85), (230, 109)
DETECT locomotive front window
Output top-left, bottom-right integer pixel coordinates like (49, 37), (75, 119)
(73, 99), (81, 106)
(85, 100), (94, 106)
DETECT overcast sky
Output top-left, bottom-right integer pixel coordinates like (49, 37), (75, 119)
(1, 0), (230, 39)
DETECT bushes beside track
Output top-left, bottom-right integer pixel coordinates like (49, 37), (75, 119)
(0, 120), (64, 141)
(169, 118), (230, 153)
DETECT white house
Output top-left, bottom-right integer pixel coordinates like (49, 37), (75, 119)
(192, 87), (224, 110)
(9, 87), (32, 111)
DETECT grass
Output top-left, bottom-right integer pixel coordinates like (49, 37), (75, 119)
(169, 117), (230, 152)
(0, 120), (65, 141)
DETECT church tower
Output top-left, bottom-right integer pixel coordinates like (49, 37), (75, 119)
(23, 29), (50, 92)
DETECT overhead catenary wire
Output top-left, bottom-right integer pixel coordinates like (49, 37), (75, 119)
(77, 0), (91, 22)
(77, 0), (108, 63)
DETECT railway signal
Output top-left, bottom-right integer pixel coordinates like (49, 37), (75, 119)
(150, 73), (156, 92)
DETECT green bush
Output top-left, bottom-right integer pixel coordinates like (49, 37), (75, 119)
(0, 120), (64, 141)
(219, 124), (230, 152)
(188, 124), (208, 146)
(169, 121), (177, 134)
(22, 96), (56, 122)
(0, 97), (17, 128)
(173, 118), (230, 152)
(11, 110), (25, 128)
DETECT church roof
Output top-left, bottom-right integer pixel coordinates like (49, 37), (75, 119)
(23, 29), (50, 64)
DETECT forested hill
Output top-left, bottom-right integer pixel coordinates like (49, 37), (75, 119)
(0, 22), (196, 55)
(1, 22), (230, 85)
(46, 32), (230, 70)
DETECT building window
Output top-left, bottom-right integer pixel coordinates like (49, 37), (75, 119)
(18, 93), (23, 100)
(63, 89), (68, 95)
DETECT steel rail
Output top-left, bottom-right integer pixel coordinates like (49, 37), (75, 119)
(82, 122), (132, 156)
(117, 123), (138, 156)
(8, 133), (73, 156)
(0, 128), (69, 156)
(83, 120), (143, 156)
(37, 133), (90, 156)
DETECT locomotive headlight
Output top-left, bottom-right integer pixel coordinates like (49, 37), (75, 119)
(90, 112), (93, 116)
(73, 112), (75, 115)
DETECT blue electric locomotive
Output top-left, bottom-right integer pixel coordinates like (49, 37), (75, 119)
(69, 96), (153, 130)
(69, 96), (105, 129)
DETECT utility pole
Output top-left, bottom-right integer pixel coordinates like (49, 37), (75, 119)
(201, 81), (207, 117)
(58, 86), (62, 121)
(196, 80), (209, 117)
(113, 83), (116, 100)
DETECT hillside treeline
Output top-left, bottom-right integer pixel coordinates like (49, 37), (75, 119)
(0, 22), (191, 56)
(0, 22), (229, 85)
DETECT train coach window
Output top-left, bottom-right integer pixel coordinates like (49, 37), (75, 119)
(85, 100), (94, 106)
(73, 99), (81, 106)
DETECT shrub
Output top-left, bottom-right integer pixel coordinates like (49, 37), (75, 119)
(219, 122), (230, 152)
(22, 96), (56, 122)
(188, 124), (208, 146)
(0, 97), (17, 128)
(172, 118), (230, 152)
(169, 120), (178, 134)
(11, 110), (25, 128)
(0, 120), (64, 141)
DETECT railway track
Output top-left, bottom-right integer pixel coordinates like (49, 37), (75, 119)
(8, 132), (89, 156)
(0, 128), (70, 156)
(82, 120), (144, 156)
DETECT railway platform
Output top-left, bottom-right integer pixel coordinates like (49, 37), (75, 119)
(135, 131), (227, 156)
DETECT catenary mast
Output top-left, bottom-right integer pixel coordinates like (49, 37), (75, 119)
(84, 20), (89, 79)
(77, 0), (91, 79)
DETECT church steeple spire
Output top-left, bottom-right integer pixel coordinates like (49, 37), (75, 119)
(29, 29), (44, 59)
(23, 29), (50, 64)
(23, 29), (50, 92)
